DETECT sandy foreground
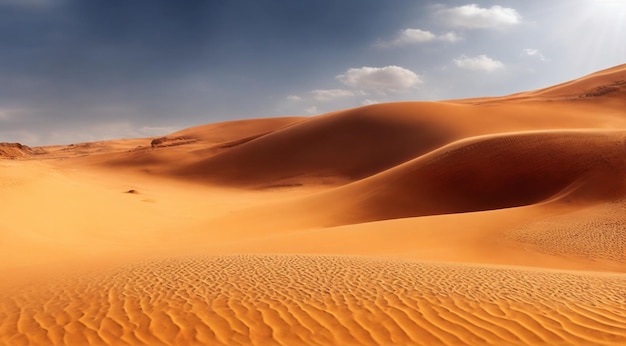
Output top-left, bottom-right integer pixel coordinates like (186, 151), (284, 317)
(0, 65), (625, 345)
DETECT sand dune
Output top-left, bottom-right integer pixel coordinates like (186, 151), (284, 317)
(171, 101), (626, 188)
(0, 142), (45, 158)
(520, 63), (626, 100)
(305, 130), (626, 225)
(455, 63), (626, 104)
(2, 64), (626, 345)
(172, 103), (463, 187)
(165, 117), (306, 144)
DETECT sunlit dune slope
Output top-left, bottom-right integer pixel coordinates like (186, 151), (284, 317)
(457, 63), (626, 104)
(522, 63), (626, 100)
(1, 255), (624, 346)
(64, 117), (305, 170)
(508, 198), (626, 263)
(152, 117), (306, 148)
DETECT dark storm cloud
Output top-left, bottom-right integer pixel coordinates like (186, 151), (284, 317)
(0, 0), (419, 144)
(1, 1), (211, 104)
(0, 0), (409, 100)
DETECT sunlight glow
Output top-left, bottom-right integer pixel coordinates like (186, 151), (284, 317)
(590, 0), (626, 18)
(554, 0), (626, 70)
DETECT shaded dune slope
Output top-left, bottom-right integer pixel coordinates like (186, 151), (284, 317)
(1, 255), (624, 346)
(303, 130), (626, 225)
(172, 104), (462, 187)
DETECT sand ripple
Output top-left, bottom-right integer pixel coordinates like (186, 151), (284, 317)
(509, 199), (626, 262)
(1, 255), (624, 346)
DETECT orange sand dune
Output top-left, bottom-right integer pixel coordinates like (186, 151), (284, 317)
(0, 142), (45, 158)
(171, 99), (626, 188)
(164, 116), (306, 144)
(1, 64), (626, 345)
(455, 63), (626, 104)
(520, 63), (626, 100)
(305, 130), (626, 225)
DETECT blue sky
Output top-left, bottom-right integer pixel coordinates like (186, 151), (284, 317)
(1, 0), (625, 145)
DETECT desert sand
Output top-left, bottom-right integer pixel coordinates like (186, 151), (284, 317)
(0, 64), (625, 345)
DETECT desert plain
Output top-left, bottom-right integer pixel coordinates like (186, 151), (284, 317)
(0, 64), (625, 345)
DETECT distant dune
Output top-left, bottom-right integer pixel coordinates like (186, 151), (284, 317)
(1, 64), (625, 345)
(0, 142), (45, 158)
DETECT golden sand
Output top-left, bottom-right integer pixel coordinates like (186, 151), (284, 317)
(1, 256), (624, 346)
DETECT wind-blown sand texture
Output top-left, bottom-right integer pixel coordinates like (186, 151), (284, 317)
(1, 256), (625, 346)
(1, 64), (625, 345)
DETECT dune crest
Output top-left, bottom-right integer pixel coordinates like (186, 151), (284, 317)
(524, 63), (626, 100)
(0, 142), (44, 158)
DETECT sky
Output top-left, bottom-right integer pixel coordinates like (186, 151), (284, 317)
(0, 0), (625, 145)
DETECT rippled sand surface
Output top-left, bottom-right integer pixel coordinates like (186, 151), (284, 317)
(1, 256), (625, 346)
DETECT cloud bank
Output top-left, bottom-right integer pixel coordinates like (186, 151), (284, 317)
(453, 55), (504, 72)
(378, 28), (462, 47)
(336, 66), (422, 93)
(436, 4), (521, 29)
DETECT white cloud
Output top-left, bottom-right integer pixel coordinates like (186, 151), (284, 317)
(286, 95), (302, 101)
(438, 31), (463, 42)
(394, 28), (437, 44)
(311, 89), (355, 101)
(521, 48), (547, 61)
(453, 55), (504, 72)
(378, 28), (462, 47)
(436, 4), (521, 29)
(304, 106), (319, 114)
(336, 66), (423, 93)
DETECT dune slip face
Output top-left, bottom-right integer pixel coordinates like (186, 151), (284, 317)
(1, 64), (626, 346)
(303, 130), (626, 226)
